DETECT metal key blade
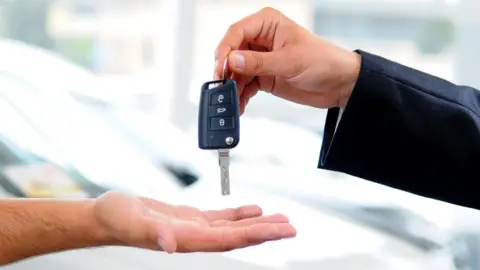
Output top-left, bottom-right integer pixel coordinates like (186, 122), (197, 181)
(218, 149), (230, 195)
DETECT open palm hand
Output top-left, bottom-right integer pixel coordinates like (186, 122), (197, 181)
(94, 191), (296, 253)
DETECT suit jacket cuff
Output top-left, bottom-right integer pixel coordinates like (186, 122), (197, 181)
(318, 49), (374, 170)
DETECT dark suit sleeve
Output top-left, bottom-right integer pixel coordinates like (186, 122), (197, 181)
(318, 50), (480, 209)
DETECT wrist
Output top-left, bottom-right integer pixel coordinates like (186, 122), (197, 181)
(332, 49), (361, 108)
(87, 199), (117, 245)
(0, 198), (117, 265)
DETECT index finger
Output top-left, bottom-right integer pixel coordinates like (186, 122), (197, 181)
(214, 11), (267, 80)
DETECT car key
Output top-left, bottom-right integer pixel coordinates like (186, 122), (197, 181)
(198, 58), (240, 195)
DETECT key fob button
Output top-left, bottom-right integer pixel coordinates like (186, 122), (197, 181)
(210, 117), (234, 130)
(208, 105), (231, 117)
(211, 91), (232, 105)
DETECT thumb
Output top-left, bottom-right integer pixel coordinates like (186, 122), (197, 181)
(228, 50), (283, 76)
(145, 218), (177, 254)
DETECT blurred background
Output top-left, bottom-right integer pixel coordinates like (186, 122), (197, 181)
(1, 0), (480, 269)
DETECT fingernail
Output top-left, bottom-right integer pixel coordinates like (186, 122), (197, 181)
(285, 226), (297, 237)
(232, 52), (245, 70)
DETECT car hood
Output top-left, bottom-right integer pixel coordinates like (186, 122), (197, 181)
(225, 161), (458, 231)
(232, 117), (322, 168)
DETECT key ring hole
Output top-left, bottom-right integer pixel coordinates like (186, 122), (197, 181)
(207, 80), (225, 89)
(206, 57), (229, 89)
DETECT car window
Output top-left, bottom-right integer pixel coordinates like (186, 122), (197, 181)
(0, 93), (107, 198)
(0, 74), (154, 167)
(0, 88), (68, 167)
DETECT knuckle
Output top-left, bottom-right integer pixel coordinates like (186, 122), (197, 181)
(260, 6), (276, 14)
(218, 229), (231, 251)
(227, 22), (240, 34)
(231, 210), (241, 220)
(260, 6), (284, 18)
(215, 48), (226, 62)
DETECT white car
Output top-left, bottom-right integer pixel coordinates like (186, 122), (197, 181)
(0, 38), (466, 270)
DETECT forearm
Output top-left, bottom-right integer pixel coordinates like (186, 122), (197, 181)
(320, 50), (480, 209)
(0, 199), (112, 265)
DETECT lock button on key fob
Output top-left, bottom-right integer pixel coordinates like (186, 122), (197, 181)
(198, 79), (240, 150)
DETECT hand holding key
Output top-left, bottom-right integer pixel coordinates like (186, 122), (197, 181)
(202, 7), (362, 195)
(214, 7), (362, 112)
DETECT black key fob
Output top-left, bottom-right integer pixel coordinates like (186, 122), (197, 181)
(198, 79), (240, 150)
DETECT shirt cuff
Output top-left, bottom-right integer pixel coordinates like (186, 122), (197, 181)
(334, 108), (344, 135)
